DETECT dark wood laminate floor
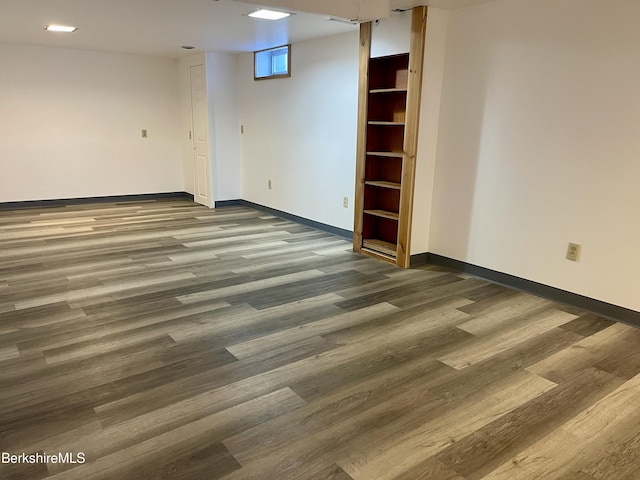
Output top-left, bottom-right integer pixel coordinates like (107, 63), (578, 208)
(0, 199), (638, 480)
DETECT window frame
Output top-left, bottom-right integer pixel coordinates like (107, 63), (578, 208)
(253, 44), (291, 81)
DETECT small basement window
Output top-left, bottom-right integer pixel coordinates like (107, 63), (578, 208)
(254, 45), (290, 80)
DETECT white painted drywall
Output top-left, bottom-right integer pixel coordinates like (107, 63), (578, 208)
(178, 52), (241, 205)
(370, 9), (412, 58)
(207, 52), (241, 202)
(0, 43), (182, 202)
(430, 0), (640, 311)
(177, 53), (206, 198)
(410, 8), (449, 255)
(238, 32), (359, 231)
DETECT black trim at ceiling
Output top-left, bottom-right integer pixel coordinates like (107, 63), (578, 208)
(0, 192), (194, 210)
(216, 199), (353, 240)
(426, 253), (640, 326)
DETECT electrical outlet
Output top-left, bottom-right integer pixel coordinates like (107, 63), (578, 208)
(268, 180), (272, 190)
(566, 243), (581, 261)
(141, 129), (148, 138)
(343, 196), (349, 208)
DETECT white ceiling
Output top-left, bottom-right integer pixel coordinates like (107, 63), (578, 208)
(0, 0), (495, 58)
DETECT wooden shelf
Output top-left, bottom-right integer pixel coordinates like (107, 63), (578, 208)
(357, 51), (407, 265)
(366, 151), (404, 158)
(365, 180), (401, 190)
(364, 209), (399, 221)
(368, 121), (405, 126)
(355, 9), (427, 269)
(363, 239), (397, 257)
(369, 88), (408, 94)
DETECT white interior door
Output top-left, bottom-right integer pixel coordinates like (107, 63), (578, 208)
(190, 64), (211, 207)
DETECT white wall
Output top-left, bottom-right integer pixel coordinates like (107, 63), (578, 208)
(207, 52), (241, 202)
(238, 32), (359, 230)
(0, 44), (182, 202)
(370, 9), (411, 58)
(411, 8), (449, 255)
(177, 53), (205, 197)
(178, 52), (241, 204)
(430, 0), (640, 311)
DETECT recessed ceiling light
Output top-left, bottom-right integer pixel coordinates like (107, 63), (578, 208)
(45, 24), (78, 33)
(248, 9), (290, 21)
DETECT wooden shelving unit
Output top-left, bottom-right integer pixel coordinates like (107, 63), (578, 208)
(353, 7), (428, 268)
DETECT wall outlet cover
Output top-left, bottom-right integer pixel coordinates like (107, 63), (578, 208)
(567, 243), (581, 261)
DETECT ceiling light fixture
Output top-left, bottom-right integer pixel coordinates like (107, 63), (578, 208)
(248, 9), (290, 20)
(45, 24), (78, 33)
